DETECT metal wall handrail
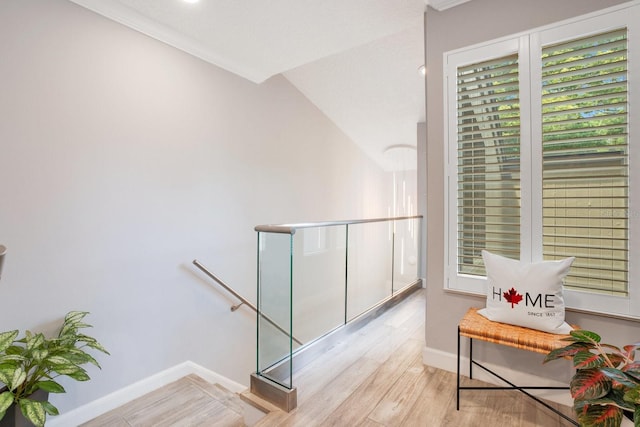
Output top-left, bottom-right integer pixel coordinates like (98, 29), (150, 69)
(192, 259), (303, 346)
(255, 215), (423, 234)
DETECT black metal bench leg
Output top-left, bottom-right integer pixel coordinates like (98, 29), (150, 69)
(456, 326), (461, 410)
(469, 337), (473, 380)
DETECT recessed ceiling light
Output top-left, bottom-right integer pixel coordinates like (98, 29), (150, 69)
(183, 0), (199, 3)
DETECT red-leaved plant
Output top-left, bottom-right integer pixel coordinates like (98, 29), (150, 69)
(544, 330), (640, 427)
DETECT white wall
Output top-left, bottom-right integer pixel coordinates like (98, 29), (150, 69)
(423, 0), (636, 390)
(0, 0), (394, 414)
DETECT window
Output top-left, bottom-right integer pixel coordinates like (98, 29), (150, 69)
(445, 3), (640, 318)
(456, 53), (521, 276)
(541, 29), (629, 297)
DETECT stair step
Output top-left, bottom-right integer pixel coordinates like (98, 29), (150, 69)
(81, 375), (263, 427)
(239, 390), (282, 414)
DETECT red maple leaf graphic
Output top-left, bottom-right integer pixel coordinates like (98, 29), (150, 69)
(503, 287), (523, 308)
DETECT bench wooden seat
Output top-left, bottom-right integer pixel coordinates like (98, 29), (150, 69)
(459, 307), (574, 354)
(456, 307), (578, 426)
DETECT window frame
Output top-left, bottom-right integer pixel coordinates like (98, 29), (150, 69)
(443, 2), (640, 319)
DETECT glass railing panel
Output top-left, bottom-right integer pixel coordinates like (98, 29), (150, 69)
(255, 215), (422, 395)
(346, 221), (393, 321)
(256, 231), (293, 389)
(393, 217), (421, 293)
(292, 225), (347, 343)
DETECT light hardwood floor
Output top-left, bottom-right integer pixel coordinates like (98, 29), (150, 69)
(81, 374), (247, 427)
(84, 289), (577, 426)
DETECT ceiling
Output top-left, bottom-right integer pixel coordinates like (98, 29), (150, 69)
(68, 0), (471, 170)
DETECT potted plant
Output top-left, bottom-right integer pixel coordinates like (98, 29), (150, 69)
(0, 311), (109, 427)
(544, 329), (640, 427)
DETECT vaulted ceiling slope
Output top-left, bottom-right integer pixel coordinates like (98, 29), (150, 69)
(67, 0), (471, 170)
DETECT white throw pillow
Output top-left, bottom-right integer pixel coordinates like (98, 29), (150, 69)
(478, 250), (574, 334)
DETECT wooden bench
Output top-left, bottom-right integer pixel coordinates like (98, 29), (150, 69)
(456, 307), (578, 426)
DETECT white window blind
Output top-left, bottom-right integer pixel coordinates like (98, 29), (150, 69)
(541, 29), (629, 296)
(456, 55), (520, 276)
(445, 3), (639, 317)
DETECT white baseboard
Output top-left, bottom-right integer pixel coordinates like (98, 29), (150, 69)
(48, 361), (247, 427)
(422, 346), (573, 407)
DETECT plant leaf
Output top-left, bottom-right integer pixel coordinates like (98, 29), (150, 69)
(64, 350), (101, 368)
(0, 354), (26, 369)
(623, 344), (639, 362)
(574, 351), (607, 369)
(576, 403), (622, 427)
(0, 391), (14, 414)
(623, 363), (640, 381)
(544, 342), (593, 363)
(624, 387), (640, 405)
(75, 334), (97, 344)
(30, 349), (49, 363)
(35, 380), (65, 394)
(571, 369), (611, 400)
(0, 331), (18, 353)
(41, 401), (58, 416)
(0, 366), (15, 384)
(5, 345), (25, 355)
(87, 341), (109, 355)
(569, 330), (602, 344)
(600, 343), (623, 353)
(46, 355), (73, 365)
(25, 333), (45, 352)
(64, 311), (89, 325)
(5, 367), (27, 391)
(66, 369), (91, 381)
(588, 390), (635, 412)
(78, 337), (109, 355)
(70, 323), (92, 331)
(59, 311), (90, 337)
(607, 354), (626, 368)
(49, 364), (83, 375)
(601, 368), (640, 388)
(19, 398), (46, 427)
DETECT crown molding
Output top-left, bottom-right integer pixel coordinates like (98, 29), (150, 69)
(424, 0), (473, 11)
(67, 0), (267, 83)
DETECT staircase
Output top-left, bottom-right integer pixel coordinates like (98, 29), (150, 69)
(80, 374), (269, 427)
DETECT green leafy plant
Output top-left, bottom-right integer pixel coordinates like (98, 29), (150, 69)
(0, 311), (109, 427)
(544, 330), (640, 427)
